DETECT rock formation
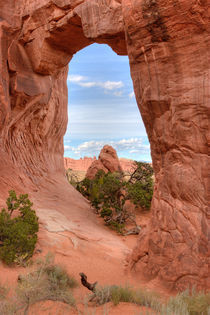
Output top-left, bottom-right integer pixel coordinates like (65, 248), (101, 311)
(86, 145), (123, 179)
(64, 156), (97, 171)
(0, 0), (209, 290)
(64, 156), (135, 172)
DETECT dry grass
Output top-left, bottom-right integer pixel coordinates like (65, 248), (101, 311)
(0, 257), (209, 315)
(16, 253), (77, 313)
(90, 284), (210, 315)
(0, 253), (78, 315)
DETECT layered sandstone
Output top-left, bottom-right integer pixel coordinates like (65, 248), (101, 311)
(64, 156), (97, 171)
(86, 145), (123, 179)
(0, 0), (209, 290)
(64, 156), (135, 172)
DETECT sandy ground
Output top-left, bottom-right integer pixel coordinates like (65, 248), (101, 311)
(0, 176), (169, 314)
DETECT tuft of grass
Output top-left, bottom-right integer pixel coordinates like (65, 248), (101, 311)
(110, 285), (135, 305)
(0, 301), (17, 315)
(44, 264), (78, 291)
(92, 285), (114, 305)
(92, 285), (210, 315)
(160, 288), (210, 315)
(16, 253), (78, 313)
(133, 287), (161, 311)
(0, 283), (8, 300)
(92, 284), (161, 309)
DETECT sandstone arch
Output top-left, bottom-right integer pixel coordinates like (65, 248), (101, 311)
(0, 0), (209, 290)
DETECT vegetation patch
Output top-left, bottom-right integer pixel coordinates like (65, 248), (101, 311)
(17, 253), (78, 311)
(162, 289), (210, 315)
(72, 162), (154, 234)
(91, 284), (161, 310)
(89, 284), (210, 315)
(0, 190), (39, 265)
(0, 254), (78, 314)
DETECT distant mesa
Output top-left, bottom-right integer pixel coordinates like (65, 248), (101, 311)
(64, 156), (97, 172)
(64, 146), (135, 176)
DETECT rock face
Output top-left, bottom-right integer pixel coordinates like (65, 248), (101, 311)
(0, 0), (209, 290)
(64, 156), (97, 171)
(86, 145), (123, 179)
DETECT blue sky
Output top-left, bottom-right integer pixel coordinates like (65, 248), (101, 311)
(64, 43), (151, 162)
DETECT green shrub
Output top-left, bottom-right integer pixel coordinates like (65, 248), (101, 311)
(126, 161), (154, 210)
(75, 161), (153, 233)
(100, 207), (113, 218)
(0, 190), (39, 265)
(126, 180), (153, 210)
(106, 221), (125, 234)
(76, 172), (127, 233)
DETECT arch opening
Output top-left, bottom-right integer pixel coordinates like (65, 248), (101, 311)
(64, 43), (151, 163)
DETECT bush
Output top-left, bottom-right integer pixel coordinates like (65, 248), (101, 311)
(0, 190), (39, 265)
(126, 161), (154, 210)
(75, 162), (154, 233)
(126, 181), (153, 210)
(76, 171), (127, 233)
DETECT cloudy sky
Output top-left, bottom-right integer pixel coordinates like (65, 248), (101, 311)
(64, 43), (151, 162)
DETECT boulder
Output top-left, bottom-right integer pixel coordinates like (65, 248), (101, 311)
(86, 145), (123, 179)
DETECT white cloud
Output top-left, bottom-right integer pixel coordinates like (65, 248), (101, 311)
(68, 74), (86, 82)
(68, 74), (124, 94)
(64, 138), (150, 159)
(64, 145), (72, 150)
(129, 91), (135, 99)
(79, 82), (97, 88)
(129, 149), (139, 153)
(101, 81), (123, 90)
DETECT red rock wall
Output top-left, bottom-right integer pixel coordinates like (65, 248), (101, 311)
(64, 156), (96, 171)
(123, 0), (209, 291)
(0, 0), (209, 290)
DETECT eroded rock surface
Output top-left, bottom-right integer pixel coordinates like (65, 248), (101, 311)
(86, 145), (123, 179)
(0, 0), (209, 290)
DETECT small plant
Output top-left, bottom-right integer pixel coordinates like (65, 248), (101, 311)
(0, 190), (39, 265)
(110, 285), (135, 305)
(92, 284), (210, 315)
(16, 254), (78, 313)
(93, 284), (161, 310)
(0, 283), (8, 300)
(161, 288), (210, 315)
(106, 221), (125, 234)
